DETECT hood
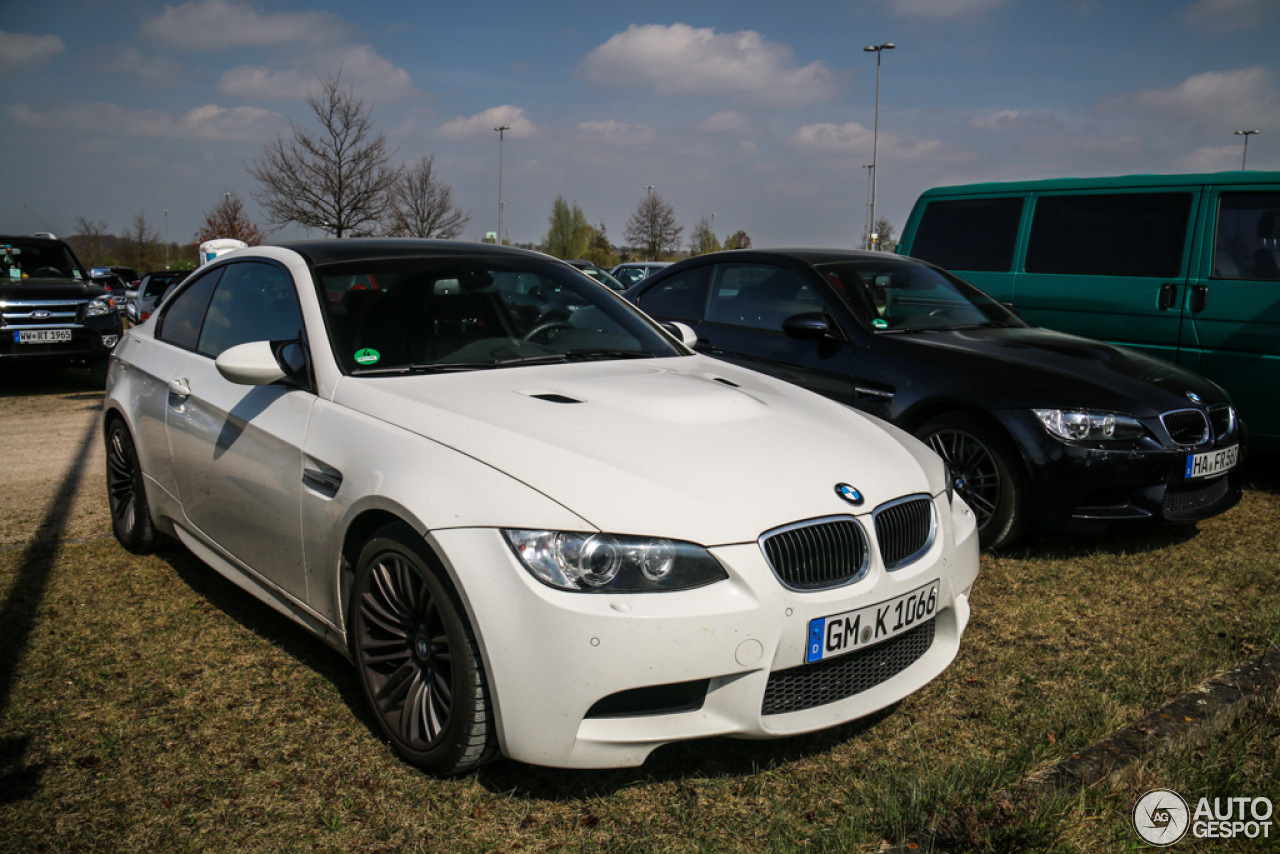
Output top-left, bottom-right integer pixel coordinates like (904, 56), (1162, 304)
(881, 325), (1229, 415)
(0, 277), (107, 300)
(331, 356), (938, 545)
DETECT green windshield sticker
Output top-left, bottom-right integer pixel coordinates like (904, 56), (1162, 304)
(354, 348), (381, 365)
(873, 318), (888, 329)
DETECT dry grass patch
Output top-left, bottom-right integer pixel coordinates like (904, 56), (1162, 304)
(1, 455), (1277, 853)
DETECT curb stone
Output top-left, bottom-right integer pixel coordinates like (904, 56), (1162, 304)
(877, 644), (1280, 853)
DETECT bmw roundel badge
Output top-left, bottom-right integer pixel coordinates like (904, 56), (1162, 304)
(835, 483), (864, 506)
(1186, 391), (1202, 404)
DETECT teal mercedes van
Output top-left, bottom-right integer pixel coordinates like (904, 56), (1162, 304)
(897, 171), (1280, 447)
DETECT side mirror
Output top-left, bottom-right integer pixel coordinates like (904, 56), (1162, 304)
(781, 312), (831, 340)
(215, 340), (293, 386)
(662, 321), (699, 349)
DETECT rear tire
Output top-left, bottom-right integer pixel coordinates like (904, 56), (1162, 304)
(88, 357), (109, 389)
(105, 419), (162, 554)
(349, 523), (498, 776)
(916, 412), (1025, 550)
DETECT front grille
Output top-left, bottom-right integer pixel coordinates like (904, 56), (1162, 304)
(1161, 409), (1209, 445)
(761, 619), (936, 715)
(1208, 405), (1236, 441)
(761, 518), (868, 591)
(1164, 476), (1231, 520)
(873, 496), (935, 570)
(0, 299), (86, 329)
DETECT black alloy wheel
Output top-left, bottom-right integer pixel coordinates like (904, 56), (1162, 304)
(917, 413), (1025, 550)
(105, 419), (162, 554)
(350, 523), (497, 775)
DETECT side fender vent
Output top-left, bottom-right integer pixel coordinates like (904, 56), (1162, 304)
(530, 393), (582, 404)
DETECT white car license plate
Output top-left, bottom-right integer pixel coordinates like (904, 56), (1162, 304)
(15, 329), (72, 344)
(806, 579), (939, 664)
(1185, 444), (1238, 479)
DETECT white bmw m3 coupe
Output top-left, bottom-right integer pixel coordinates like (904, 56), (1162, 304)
(103, 240), (979, 775)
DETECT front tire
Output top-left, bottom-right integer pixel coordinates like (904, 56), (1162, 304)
(105, 419), (162, 554)
(349, 523), (497, 776)
(917, 412), (1025, 550)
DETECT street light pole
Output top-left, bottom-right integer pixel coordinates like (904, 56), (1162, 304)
(164, 209), (169, 268)
(862, 164), (874, 249)
(495, 125), (511, 244)
(1235, 130), (1260, 169)
(863, 42), (895, 250)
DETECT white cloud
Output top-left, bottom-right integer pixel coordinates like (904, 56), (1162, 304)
(1176, 144), (1249, 172)
(218, 46), (418, 101)
(788, 121), (947, 161)
(140, 0), (343, 49)
(1183, 0), (1271, 33)
(701, 110), (754, 134)
(100, 46), (186, 87)
(11, 101), (279, 141)
(888, 0), (1009, 18)
(437, 106), (536, 139)
(577, 119), (654, 144)
(969, 109), (1064, 132)
(0, 28), (65, 75)
(579, 23), (844, 107)
(1113, 66), (1280, 130)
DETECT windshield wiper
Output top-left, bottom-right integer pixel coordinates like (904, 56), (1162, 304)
(560, 349), (652, 361)
(351, 361), (503, 376)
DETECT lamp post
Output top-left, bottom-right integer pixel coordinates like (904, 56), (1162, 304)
(164, 209), (169, 268)
(495, 125), (511, 244)
(862, 164), (874, 249)
(863, 42), (894, 250)
(1235, 130), (1260, 169)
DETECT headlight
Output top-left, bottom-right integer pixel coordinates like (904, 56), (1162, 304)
(85, 297), (115, 317)
(1033, 409), (1146, 442)
(503, 530), (727, 593)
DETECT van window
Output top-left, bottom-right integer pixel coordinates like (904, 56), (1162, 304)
(911, 197), (1024, 272)
(1025, 192), (1192, 277)
(1213, 192), (1280, 281)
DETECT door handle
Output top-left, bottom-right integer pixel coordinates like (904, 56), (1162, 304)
(168, 378), (191, 398)
(1190, 285), (1208, 313)
(1158, 283), (1178, 311)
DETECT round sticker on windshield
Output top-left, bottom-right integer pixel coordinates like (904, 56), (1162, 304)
(354, 348), (381, 365)
(873, 318), (889, 329)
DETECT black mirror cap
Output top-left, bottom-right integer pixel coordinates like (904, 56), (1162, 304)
(782, 312), (831, 340)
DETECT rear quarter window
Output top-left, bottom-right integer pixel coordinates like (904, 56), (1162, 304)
(911, 197), (1024, 272)
(1026, 192), (1192, 277)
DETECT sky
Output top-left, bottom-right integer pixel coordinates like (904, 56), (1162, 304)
(2, 0), (1279, 252)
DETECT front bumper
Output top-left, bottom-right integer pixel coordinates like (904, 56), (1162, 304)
(998, 410), (1244, 533)
(427, 492), (979, 769)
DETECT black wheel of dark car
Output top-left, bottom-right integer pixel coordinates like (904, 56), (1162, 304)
(917, 413), (1025, 550)
(106, 419), (162, 554)
(349, 523), (497, 776)
(522, 321), (574, 342)
(88, 356), (109, 388)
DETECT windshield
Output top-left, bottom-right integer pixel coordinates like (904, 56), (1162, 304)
(314, 255), (685, 374)
(2, 240), (85, 281)
(815, 258), (1023, 332)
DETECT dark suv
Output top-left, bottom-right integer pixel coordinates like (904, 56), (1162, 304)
(1, 234), (123, 386)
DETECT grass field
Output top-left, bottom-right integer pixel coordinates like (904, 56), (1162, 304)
(1, 456), (1277, 853)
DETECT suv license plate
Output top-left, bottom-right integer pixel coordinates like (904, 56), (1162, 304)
(1185, 445), (1238, 479)
(806, 580), (939, 664)
(16, 329), (72, 343)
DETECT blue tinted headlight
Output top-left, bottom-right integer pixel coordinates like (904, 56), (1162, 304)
(1033, 409), (1146, 442)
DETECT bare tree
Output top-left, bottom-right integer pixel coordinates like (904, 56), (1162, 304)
(873, 216), (896, 251)
(73, 217), (110, 267)
(385, 154), (470, 239)
(688, 215), (721, 256)
(248, 71), (399, 237)
(623, 192), (683, 261)
(724, 230), (753, 251)
(195, 192), (267, 245)
(123, 212), (160, 271)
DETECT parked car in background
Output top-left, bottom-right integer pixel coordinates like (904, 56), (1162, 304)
(104, 239), (978, 775)
(897, 170), (1280, 449)
(125, 270), (189, 324)
(2, 234), (121, 385)
(610, 261), (671, 288)
(565, 259), (626, 291)
(626, 248), (1244, 549)
(89, 270), (130, 305)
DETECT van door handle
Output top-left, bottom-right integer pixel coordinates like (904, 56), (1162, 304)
(1158, 283), (1178, 311)
(1190, 285), (1208, 313)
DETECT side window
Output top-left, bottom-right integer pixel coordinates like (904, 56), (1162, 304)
(911, 197), (1024, 272)
(638, 266), (709, 320)
(1213, 192), (1280, 281)
(1026, 192), (1192, 277)
(705, 264), (821, 331)
(196, 261), (303, 358)
(156, 268), (222, 350)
